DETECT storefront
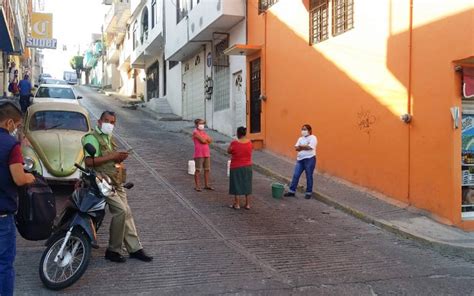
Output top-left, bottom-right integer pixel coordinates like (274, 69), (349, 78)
(458, 57), (474, 220)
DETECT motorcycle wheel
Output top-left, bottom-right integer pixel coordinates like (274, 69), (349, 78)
(39, 229), (91, 290)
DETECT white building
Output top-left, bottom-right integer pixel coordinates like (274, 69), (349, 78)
(164, 0), (247, 136)
(103, 0), (131, 91)
(128, 0), (164, 101)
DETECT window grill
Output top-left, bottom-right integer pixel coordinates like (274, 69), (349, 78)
(213, 38), (229, 67)
(332, 0), (354, 36)
(213, 37), (230, 111)
(310, 0), (329, 44)
(258, 0), (279, 13)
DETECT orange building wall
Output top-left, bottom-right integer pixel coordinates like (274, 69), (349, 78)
(246, 0), (474, 227)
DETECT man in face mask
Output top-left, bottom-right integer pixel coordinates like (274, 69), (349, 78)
(82, 111), (153, 263)
(0, 101), (35, 296)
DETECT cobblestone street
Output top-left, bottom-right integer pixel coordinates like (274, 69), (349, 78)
(14, 86), (474, 295)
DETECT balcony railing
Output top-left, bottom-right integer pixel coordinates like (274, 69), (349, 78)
(104, 1), (130, 33)
(259, 0), (279, 13)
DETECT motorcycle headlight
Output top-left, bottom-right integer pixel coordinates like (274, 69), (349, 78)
(96, 176), (113, 197)
(23, 157), (35, 172)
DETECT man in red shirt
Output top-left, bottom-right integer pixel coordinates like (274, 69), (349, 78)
(0, 101), (35, 295)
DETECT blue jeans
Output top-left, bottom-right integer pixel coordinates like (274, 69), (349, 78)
(289, 156), (316, 194)
(0, 214), (16, 296)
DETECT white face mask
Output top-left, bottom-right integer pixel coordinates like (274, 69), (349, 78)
(301, 130), (309, 137)
(101, 122), (114, 135)
(8, 121), (18, 137)
(198, 124), (205, 131)
(10, 128), (18, 138)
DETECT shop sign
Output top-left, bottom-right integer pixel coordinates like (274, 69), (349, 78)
(31, 13), (53, 39)
(27, 13), (56, 49)
(26, 37), (57, 49)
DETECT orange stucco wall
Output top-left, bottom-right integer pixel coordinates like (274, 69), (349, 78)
(247, 0), (474, 228)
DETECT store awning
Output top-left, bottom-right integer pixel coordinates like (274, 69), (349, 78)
(224, 44), (261, 56)
(0, 8), (14, 52)
(453, 56), (474, 68)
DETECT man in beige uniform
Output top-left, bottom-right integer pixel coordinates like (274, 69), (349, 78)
(82, 111), (152, 263)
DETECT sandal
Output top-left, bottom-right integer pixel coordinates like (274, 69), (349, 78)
(194, 187), (202, 192)
(229, 204), (240, 210)
(243, 206), (251, 210)
(204, 186), (215, 191)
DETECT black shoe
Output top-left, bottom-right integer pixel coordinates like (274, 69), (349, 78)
(129, 249), (153, 262)
(305, 193), (312, 199)
(105, 250), (126, 263)
(283, 192), (295, 197)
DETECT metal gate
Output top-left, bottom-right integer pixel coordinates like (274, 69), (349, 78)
(250, 58), (261, 134)
(146, 61), (159, 101)
(182, 51), (205, 120)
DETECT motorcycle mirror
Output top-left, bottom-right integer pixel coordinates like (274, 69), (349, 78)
(84, 143), (96, 157)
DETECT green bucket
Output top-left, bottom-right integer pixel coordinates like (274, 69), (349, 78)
(271, 183), (285, 199)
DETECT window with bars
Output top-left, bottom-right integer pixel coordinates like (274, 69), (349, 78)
(310, 0), (354, 44)
(213, 38), (230, 111)
(258, 0), (279, 13)
(310, 0), (329, 44)
(332, 0), (354, 36)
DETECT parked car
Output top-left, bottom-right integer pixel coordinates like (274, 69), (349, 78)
(38, 73), (52, 84)
(33, 84), (82, 105)
(41, 78), (69, 85)
(21, 102), (92, 183)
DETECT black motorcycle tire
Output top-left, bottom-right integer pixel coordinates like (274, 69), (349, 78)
(39, 229), (91, 290)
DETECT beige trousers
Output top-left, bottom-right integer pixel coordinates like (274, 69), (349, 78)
(106, 185), (142, 253)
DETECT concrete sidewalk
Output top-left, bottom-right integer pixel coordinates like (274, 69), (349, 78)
(86, 86), (474, 259)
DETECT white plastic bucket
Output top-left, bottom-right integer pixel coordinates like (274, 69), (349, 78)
(227, 160), (231, 177)
(188, 160), (196, 175)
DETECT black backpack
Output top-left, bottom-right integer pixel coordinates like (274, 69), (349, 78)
(16, 174), (56, 241)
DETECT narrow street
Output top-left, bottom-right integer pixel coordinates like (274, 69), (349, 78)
(14, 86), (474, 295)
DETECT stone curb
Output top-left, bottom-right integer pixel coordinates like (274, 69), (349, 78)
(180, 128), (474, 261)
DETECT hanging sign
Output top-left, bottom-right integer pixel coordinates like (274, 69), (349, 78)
(27, 13), (57, 49)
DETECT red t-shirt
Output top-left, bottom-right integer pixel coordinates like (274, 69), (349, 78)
(9, 143), (23, 165)
(229, 140), (253, 169)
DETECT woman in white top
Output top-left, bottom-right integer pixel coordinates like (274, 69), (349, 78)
(284, 124), (317, 199)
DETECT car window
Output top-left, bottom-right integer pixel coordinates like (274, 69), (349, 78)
(29, 111), (89, 132)
(43, 79), (68, 85)
(36, 87), (76, 99)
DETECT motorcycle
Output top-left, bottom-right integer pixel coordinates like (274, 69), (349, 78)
(39, 143), (114, 290)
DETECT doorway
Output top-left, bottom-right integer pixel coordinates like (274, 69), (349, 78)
(232, 71), (245, 134)
(249, 58), (261, 134)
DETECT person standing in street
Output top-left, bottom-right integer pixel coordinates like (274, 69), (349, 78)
(82, 111), (153, 263)
(284, 124), (318, 199)
(192, 118), (214, 191)
(227, 127), (253, 210)
(0, 102), (35, 296)
(18, 75), (32, 113)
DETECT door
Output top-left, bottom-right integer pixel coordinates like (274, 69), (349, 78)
(249, 58), (261, 134)
(232, 71), (246, 133)
(182, 52), (205, 120)
(146, 61), (159, 101)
